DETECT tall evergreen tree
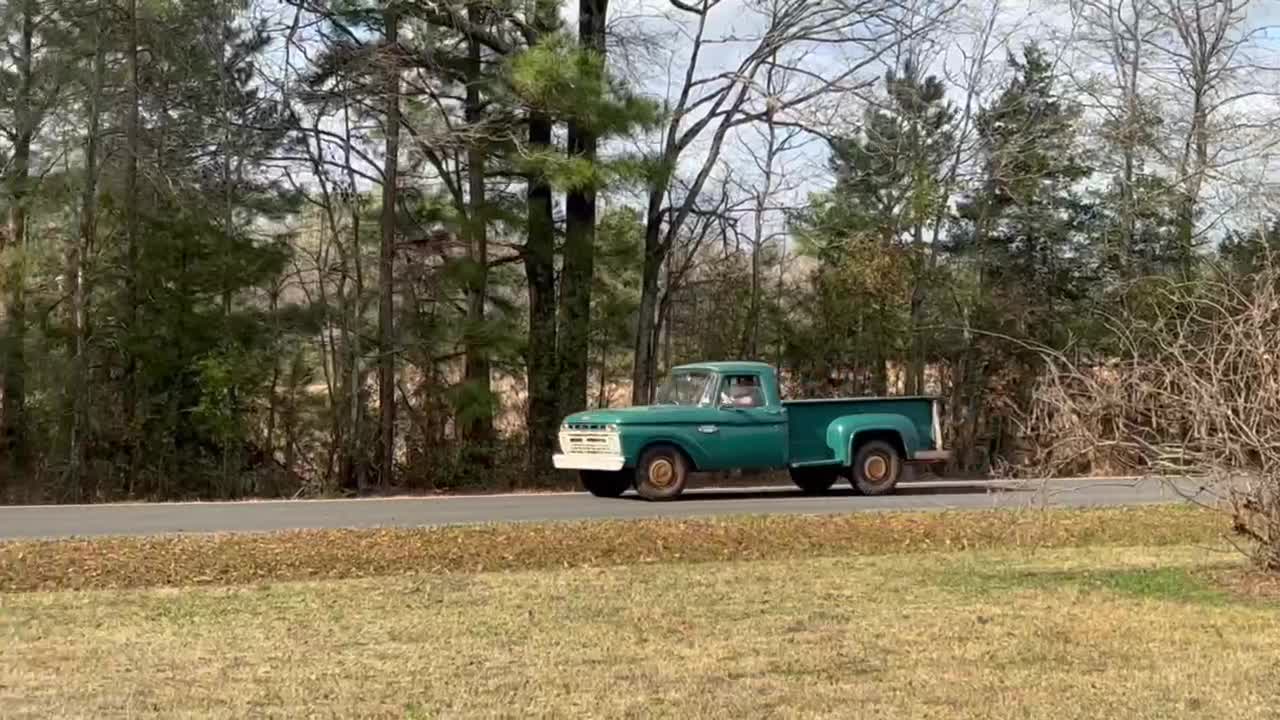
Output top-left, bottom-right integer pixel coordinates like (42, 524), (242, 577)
(951, 43), (1094, 348)
(82, 0), (298, 497)
(509, 22), (657, 467)
(942, 43), (1095, 461)
(792, 60), (955, 394)
(556, 0), (609, 417)
(0, 0), (73, 492)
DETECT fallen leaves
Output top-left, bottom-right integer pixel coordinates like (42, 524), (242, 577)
(0, 505), (1228, 593)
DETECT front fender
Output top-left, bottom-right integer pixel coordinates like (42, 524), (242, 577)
(620, 428), (714, 470)
(825, 414), (923, 465)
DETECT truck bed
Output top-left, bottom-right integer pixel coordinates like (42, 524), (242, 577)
(783, 396), (938, 466)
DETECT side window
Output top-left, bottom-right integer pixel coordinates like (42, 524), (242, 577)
(719, 374), (765, 408)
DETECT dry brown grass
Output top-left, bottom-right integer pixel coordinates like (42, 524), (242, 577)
(0, 505), (1228, 592)
(1, 544), (1276, 719)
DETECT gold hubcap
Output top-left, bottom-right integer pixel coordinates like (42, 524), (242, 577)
(864, 455), (888, 482)
(649, 458), (676, 488)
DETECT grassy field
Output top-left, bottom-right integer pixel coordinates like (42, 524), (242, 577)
(2, 507), (1278, 718)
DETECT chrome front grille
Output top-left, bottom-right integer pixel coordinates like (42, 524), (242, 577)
(558, 428), (621, 456)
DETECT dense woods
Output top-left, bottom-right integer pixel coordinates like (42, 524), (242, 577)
(2, 0), (1279, 503)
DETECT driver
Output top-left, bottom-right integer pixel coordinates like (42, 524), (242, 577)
(721, 377), (763, 408)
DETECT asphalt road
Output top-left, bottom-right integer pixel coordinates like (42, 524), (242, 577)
(0, 477), (1218, 541)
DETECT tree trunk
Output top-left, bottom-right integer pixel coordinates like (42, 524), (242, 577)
(462, 6), (494, 447)
(596, 341), (609, 408)
(1176, 89), (1208, 277)
(1119, 14), (1140, 276)
(774, 240), (787, 370)
(907, 290), (924, 395)
(630, 193), (664, 405)
(334, 89), (368, 492)
(651, 283), (674, 389)
(747, 236), (760, 359)
(219, 9), (239, 491)
(2, 3), (35, 494)
(266, 285), (281, 466)
(524, 0), (560, 475)
(66, 8), (108, 497)
(123, 0), (142, 485)
(907, 220), (926, 396)
(745, 101), (779, 361)
(525, 110), (558, 471)
(1102, 0), (1151, 277)
(662, 284), (673, 377)
(377, 9), (401, 488)
(558, 0), (609, 417)
(872, 313), (889, 397)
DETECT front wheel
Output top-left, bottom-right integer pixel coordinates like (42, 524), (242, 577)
(851, 440), (902, 496)
(790, 467), (837, 494)
(581, 470), (631, 498)
(634, 446), (689, 501)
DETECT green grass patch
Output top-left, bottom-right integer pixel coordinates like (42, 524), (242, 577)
(936, 564), (1235, 605)
(0, 505), (1229, 592)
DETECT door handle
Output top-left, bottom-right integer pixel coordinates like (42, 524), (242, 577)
(697, 425), (719, 434)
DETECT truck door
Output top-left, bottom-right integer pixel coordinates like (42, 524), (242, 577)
(705, 373), (788, 470)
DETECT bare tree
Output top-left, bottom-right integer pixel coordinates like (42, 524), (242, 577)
(281, 85), (374, 492)
(1066, 0), (1168, 273)
(731, 57), (808, 360)
(629, 0), (959, 404)
(653, 167), (751, 373)
(1150, 0), (1280, 272)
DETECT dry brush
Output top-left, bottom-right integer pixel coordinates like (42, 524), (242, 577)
(1019, 264), (1280, 570)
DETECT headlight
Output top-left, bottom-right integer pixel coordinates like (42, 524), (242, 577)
(606, 424), (619, 432)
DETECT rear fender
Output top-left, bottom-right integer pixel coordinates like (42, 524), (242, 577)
(825, 414), (922, 466)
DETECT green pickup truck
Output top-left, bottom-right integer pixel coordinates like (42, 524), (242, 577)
(553, 361), (950, 500)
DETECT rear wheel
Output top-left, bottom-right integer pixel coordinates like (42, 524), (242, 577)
(634, 446), (689, 501)
(581, 470), (631, 498)
(851, 440), (902, 496)
(790, 467), (837, 494)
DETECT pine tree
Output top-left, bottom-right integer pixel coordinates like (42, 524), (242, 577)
(1220, 216), (1280, 278)
(792, 60), (955, 394)
(0, 0), (73, 493)
(943, 43), (1096, 462)
(90, 0), (297, 496)
(952, 43), (1094, 349)
(589, 207), (643, 407)
(557, 0), (609, 418)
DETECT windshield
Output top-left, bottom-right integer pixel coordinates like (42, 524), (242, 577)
(654, 370), (713, 406)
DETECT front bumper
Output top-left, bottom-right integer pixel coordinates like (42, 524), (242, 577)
(553, 454), (627, 471)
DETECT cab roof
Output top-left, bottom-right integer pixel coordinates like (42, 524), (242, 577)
(672, 361), (775, 375)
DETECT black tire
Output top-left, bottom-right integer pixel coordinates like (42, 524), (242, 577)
(634, 446), (689, 501)
(790, 467), (837, 494)
(581, 470), (631, 498)
(850, 440), (902, 496)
